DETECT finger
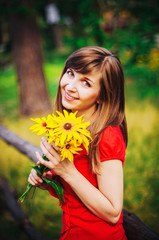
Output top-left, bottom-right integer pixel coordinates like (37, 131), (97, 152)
(41, 138), (60, 160)
(29, 175), (39, 185)
(31, 168), (37, 174)
(42, 171), (53, 180)
(30, 168), (42, 182)
(41, 137), (54, 151)
(28, 178), (36, 186)
(35, 151), (53, 169)
(50, 141), (60, 153)
(29, 171), (43, 184)
(40, 142), (60, 164)
(28, 175), (39, 186)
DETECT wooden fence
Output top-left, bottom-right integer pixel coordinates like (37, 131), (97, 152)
(0, 124), (159, 240)
(0, 177), (47, 240)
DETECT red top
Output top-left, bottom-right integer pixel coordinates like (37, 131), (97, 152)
(49, 126), (127, 240)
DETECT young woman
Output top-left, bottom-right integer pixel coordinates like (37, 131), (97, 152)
(28, 46), (128, 240)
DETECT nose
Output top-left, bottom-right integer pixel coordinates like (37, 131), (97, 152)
(65, 80), (77, 92)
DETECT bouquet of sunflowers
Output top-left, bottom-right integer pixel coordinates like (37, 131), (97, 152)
(19, 110), (92, 204)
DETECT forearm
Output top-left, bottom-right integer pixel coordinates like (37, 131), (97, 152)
(63, 168), (121, 224)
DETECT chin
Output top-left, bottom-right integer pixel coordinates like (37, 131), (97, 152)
(62, 102), (73, 111)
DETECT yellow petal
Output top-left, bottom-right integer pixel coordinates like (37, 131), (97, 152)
(60, 132), (67, 145)
(29, 124), (40, 130)
(55, 138), (60, 146)
(77, 128), (92, 139)
(37, 128), (47, 135)
(63, 110), (69, 118)
(30, 118), (42, 123)
(56, 111), (64, 119)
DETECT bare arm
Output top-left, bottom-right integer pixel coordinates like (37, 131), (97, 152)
(63, 159), (123, 224)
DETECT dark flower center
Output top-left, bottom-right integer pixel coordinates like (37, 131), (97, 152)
(66, 144), (70, 149)
(42, 122), (47, 127)
(64, 123), (72, 130)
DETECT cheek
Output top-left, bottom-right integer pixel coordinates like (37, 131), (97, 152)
(85, 89), (100, 101)
(60, 74), (69, 88)
(80, 92), (99, 105)
(60, 78), (65, 89)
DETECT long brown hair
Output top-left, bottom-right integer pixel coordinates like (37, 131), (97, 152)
(55, 46), (128, 173)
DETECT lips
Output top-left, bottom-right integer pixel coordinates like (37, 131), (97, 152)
(64, 90), (78, 101)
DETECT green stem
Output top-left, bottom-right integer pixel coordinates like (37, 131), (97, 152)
(18, 183), (33, 203)
(18, 154), (64, 204)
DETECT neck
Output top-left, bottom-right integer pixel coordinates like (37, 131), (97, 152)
(74, 109), (96, 123)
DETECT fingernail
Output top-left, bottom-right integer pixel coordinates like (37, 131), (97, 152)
(41, 137), (45, 141)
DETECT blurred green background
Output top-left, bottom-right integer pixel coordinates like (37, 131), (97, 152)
(0, 0), (159, 239)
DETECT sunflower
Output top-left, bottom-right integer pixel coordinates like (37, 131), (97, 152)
(47, 128), (60, 145)
(47, 110), (92, 147)
(60, 140), (83, 161)
(79, 134), (90, 153)
(29, 114), (57, 135)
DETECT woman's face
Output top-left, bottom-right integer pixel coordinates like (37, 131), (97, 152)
(60, 68), (101, 119)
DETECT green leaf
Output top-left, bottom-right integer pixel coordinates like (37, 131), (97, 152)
(43, 177), (64, 205)
(18, 183), (33, 202)
(39, 155), (51, 173)
(33, 165), (42, 176)
(43, 167), (50, 172)
(42, 154), (49, 161)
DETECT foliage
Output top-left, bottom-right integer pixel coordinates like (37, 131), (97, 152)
(1, 0), (158, 93)
(0, 66), (18, 120)
(1, 0), (158, 54)
(124, 64), (159, 102)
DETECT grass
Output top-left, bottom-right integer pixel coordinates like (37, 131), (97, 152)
(124, 103), (159, 231)
(0, 59), (159, 238)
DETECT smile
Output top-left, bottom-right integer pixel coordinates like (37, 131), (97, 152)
(64, 91), (78, 101)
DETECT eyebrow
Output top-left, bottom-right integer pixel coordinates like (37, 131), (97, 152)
(70, 68), (95, 84)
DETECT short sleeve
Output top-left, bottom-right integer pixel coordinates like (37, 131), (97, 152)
(99, 126), (126, 165)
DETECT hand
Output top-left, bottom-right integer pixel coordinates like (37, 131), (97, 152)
(28, 168), (53, 190)
(35, 137), (77, 180)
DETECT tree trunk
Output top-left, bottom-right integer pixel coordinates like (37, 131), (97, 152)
(10, 13), (51, 116)
(52, 24), (62, 50)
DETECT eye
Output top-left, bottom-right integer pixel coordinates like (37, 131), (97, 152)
(67, 69), (74, 76)
(83, 80), (91, 87)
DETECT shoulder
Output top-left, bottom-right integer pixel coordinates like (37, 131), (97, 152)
(99, 126), (126, 165)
